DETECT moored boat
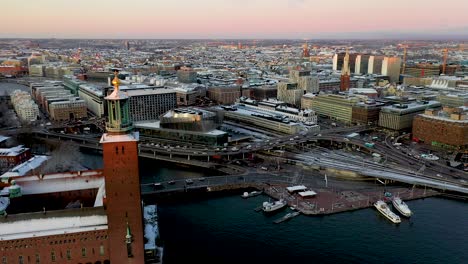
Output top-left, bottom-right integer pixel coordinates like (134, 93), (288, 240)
(392, 197), (412, 217)
(262, 199), (287, 213)
(241, 191), (263, 199)
(374, 200), (401, 224)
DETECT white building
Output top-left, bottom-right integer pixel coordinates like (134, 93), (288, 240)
(10, 90), (40, 122)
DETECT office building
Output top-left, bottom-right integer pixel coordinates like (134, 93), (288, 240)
(381, 57), (402, 83)
(277, 82), (303, 107)
(220, 105), (309, 135)
(207, 86), (244, 105)
(136, 108), (227, 146)
(48, 98), (87, 121)
(378, 101), (441, 130)
(289, 69), (319, 93)
(437, 93), (468, 108)
(368, 56), (385, 75)
(333, 52), (358, 72)
(310, 94), (361, 123)
(355, 54), (371, 74)
(177, 66), (198, 83)
(413, 107), (468, 149)
(78, 83), (105, 117)
(405, 63), (440, 77)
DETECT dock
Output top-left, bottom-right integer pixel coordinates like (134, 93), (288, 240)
(273, 212), (301, 224)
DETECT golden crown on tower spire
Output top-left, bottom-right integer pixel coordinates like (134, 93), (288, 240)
(111, 70), (120, 91)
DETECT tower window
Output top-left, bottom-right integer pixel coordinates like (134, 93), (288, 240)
(51, 251), (56, 262)
(18, 256), (24, 264)
(82, 248), (86, 257)
(35, 254), (40, 264)
(67, 249), (71, 260)
(122, 146), (125, 154)
(115, 146), (119, 154)
(100, 245), (105, 256)
(1, 256), (6, 264)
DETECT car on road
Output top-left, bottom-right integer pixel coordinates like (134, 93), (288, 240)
(198, 177), (205, 181)
(153, 183), (164, 189)
(168, 180), (176, 185)
(185, 179), (194, 184)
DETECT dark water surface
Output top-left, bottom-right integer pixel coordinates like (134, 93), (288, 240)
(157, 195), (467, 264)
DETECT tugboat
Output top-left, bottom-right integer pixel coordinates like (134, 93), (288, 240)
(392, 197), (412, 217)
(374, 200), (401, 224)
(262, 199), (287, 213)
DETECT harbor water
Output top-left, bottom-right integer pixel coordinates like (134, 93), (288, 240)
(83, 146), (468, 264)
(157, 195), (467, 264)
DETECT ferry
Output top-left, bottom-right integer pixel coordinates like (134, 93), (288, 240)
(392, 197), (412, 217)
(374, 200), (401, 224)
(241, 191), (262, 199)
(262, 199), (287, 213)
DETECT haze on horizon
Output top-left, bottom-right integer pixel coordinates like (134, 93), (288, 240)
(1, 0), (467, 39)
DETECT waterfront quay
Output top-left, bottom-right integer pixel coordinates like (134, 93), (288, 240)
(142, 171), (439, 216)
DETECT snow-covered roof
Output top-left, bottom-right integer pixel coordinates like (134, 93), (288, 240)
(0, 145), (28, 157)
(100, 131), (139, 144)
(3, 170), (104, 195)
(0, 155), (49, 178)
(298, 190), (317, 197)
(286, 185), (307, 192)
(0, 136), (9, 143)
(0, 208), (107, 240)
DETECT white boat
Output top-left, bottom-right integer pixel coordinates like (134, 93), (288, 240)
(262, 199), (287, 213)
(392, 197), (412, 217)
(241, 191), (262, 199)
(374, 200), (401, 224)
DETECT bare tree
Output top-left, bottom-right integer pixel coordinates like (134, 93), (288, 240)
(40, 142), (84, 174)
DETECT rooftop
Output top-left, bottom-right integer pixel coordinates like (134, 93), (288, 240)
(0, 145), (28, 157)
(0, 207), (107, 240)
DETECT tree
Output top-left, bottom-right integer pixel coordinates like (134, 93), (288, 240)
(39, 142), (84, 174)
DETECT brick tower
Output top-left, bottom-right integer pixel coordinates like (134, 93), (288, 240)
(340, 48), (351, 91)
(100, 70), (145, 263)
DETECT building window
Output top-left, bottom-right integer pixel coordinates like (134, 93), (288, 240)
(82, 248), (86, 257)
(1, 256), (5, 264)
(100, 245), (105, 256)
(121, 146), (125, 154)
(115, 146), (118, 154)
(35, 254), (40, 264)
(67, 249), (71, 260)
(51, 251), (56, 262)
(18, 256), (24, 264)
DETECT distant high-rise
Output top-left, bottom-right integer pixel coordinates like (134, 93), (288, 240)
(124, 40), (130, 50)
(355, 54), (371, 74)
(381, 57), (402, 83)
(368, 56), (385, 74)
(333, 52), (357, 72)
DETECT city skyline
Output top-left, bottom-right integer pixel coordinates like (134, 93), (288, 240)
(2, 0), (468, 39)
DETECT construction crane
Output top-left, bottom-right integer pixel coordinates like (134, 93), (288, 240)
(441, 45), (467, 75)
(397, 44), (409, 74)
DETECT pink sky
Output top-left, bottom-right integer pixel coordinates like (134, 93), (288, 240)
(2, 0), (467, 38)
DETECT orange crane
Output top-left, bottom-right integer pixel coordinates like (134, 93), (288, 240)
(441, 45), (467, 75)
(397, 44), (410, 74)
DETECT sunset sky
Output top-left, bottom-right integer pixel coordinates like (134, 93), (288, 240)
(2, 0), (467, 39)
